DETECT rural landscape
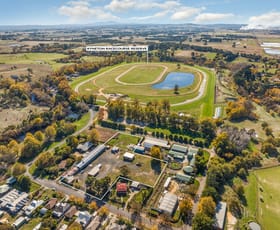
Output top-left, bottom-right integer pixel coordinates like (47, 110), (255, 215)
(0, 1), (279, 230)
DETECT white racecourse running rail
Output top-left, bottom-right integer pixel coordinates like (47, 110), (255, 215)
(86, 45), (149, 62)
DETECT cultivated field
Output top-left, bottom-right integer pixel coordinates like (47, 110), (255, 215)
(0, 63), (52, 79)
(245, 167), (280, 230)
(0, 53), (67, 69)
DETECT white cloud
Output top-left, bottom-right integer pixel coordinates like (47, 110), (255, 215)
(58, 0), (119, 22)
(171, 7), (203, 21)
(130, 10), (169, 21)
(241, 12), (280, 30)
(195, 13), (234, 23)
(105, 0), (180, 12)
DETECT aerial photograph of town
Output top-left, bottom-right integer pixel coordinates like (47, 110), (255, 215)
(0, 0), (279, 230)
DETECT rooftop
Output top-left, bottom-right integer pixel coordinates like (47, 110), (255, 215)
(116, 182), (128, 193)
(171, 144), (188, 153)
(158, 192), (178, 215)
(215, 202), (227, 230)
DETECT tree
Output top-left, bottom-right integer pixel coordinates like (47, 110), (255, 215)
(21, 133), (42, 159)
(67, 222), (82, 230)
(17, 175), (31, 192)
(198, 196), (216, 218)
(192, 212), (215, 230)
(35, 151), (54, 170)
(211, 132), (235, 160)
(261, 142), (278, 157)
(45, 125), (57, 142)
(179, 196), (193, 220)
(88, 129), (99, 145)
(150, 146), (161, 159)
(89, 201), (98, 212)
(98, 206), (109, 217)
(41, 217), (57, 230)
(200, 119), (216, 141)
(174, 84), (179, 94)
(202, 186), (219, 202)
(119, 165), (130, 177)
(12, 163), (26, 176)
(66, 135), (79, 149)
(34, 130), (45, 143)
(68, 195), (85, 207)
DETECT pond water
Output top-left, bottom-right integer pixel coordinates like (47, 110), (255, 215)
(152, 72), (194, 89)
(261, 42), (280, 55)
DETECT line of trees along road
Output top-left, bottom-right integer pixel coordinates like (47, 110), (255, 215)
(106, 98), (217, 147)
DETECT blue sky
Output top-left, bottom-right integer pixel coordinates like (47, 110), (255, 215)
(1, 0), (280, 29)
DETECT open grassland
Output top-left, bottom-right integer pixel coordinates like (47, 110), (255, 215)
(226, 103), (280, 139)
(80, 55), (105, 63)
(0, 105), (49, 132)
(172, 67), (215, 118)
(0, 63), (52, 80)
(78, 63), (203, 105)
(244, 167), (280, 230)
(0, 53), (67, 69)
(183, 38), (263, 55)
(119, 65), (165, 84)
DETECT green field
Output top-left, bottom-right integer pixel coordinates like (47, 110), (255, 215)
(119, 65), (165, 84)
(244, 167), (280, 230)
(74, 62), (215, 117)
(0, 53), (67, 69)
(172, 66), (215, 117)
(107, 133), (140, 150)
(78, 63), (203, 104)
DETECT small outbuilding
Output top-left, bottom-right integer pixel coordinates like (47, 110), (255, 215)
(130, 181), (140, 190)
(77, 141), (93, 153)
(183, 166), (194, 175)
(123, 152), (135, 162)
(133, 145), (145, 154)
(111, 146), (119, 154)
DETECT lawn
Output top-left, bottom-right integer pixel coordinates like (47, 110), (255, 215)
(21, 217), (42, 230)
(107, 133), (140, 150)
(74, 112), (91, 131)
(244, 167), (280, 230)
(30, 181), (41, 193)
(119, 65), (165, 84)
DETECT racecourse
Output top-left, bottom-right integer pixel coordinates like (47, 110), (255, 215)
(73, 62), (215, 116)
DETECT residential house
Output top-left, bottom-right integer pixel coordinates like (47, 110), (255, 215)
(76, 211), (92, 228)
(116, 182), (128, 195)
(65, 205), (78, 219)
(53, 202), (71, 218)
